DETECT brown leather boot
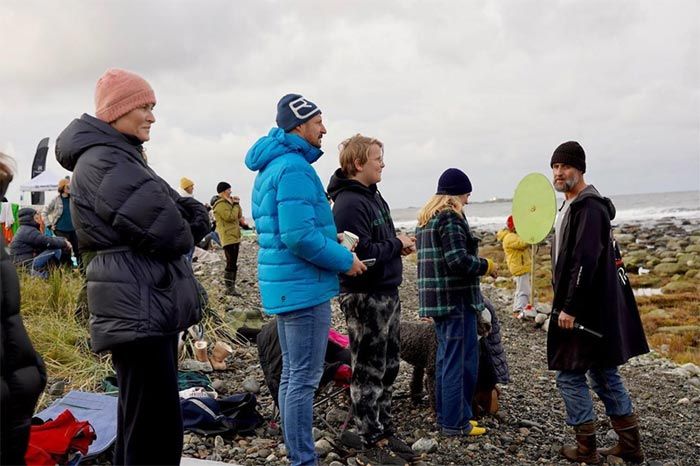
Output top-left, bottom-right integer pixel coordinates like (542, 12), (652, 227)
(560, 421), (601, 464)
(598, 413), (644, 463)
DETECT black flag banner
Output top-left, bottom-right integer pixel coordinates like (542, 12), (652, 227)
(31, 137), (49, 205)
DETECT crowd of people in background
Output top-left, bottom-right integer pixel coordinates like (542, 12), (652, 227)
(0, 69), (649, 466)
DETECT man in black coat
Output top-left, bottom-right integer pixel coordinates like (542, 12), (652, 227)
(0, 152), (47, 465)
(548, 141), (648, 464)
(327, 134), (417, 464)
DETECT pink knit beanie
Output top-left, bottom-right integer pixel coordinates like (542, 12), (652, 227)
(94, 68), (156, 123)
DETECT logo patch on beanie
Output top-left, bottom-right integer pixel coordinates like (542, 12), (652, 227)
(288, 97), (320, 120)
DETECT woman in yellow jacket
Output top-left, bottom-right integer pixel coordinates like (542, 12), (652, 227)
(213, 181), (248, 296)
(496, 215), (534, 318)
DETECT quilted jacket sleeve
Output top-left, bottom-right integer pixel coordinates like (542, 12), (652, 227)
(91, 153), (194, 259)
(277, 167), (353, 273)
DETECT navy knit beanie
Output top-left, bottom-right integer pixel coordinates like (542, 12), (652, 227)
(216, 181), (231, 194)
(550, 141), (586, 173)
(276, 94), (321, 132)
(436, 168), (472, 195)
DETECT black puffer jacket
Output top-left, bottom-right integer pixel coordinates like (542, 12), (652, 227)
(482, 297), (509, 384)
(9, 208), (66, 264)
(55, 114), (210, 352)
(548, 185), (648, 370)
(327, 169), (403, 293)
(1, 235), (47, 464)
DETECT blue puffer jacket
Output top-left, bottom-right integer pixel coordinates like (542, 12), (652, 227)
(245, 128), (354, 314)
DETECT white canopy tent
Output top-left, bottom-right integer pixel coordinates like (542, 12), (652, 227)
(19, 170), (65, 192)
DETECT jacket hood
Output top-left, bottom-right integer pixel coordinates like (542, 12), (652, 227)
(55, 114), (142, 172)
(496, 229), (508, 241)
(213, 196), (236, 209)
(245, 127), (322, 172)
(572, 184), (616, 220)
(18, 207), (38, 227)
(326, 168), (377, 201)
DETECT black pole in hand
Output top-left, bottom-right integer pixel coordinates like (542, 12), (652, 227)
(552, 311), (603, 338)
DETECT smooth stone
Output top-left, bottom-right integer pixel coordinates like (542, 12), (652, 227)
(242, 377), (260, 394)
(676, 397), (690, 405)
(607, 455), (625, 464)
(662, 280), (698, 293)
(314, 439), (333, 456)
(645, 308), (670, 319)
(681, 362), (700, 377)
(180, 359), (213, 372)
(653, 262), (684, 276)
(211, 379), (225, 393)
(312, 427), (323, 441)
(606, 429), (619, 441)
(412, 437), (438, 454)
(657, 325), (700, 335)
(49, 381), (65, 396)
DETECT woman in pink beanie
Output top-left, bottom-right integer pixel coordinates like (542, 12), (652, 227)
(55, 69), (210, 465)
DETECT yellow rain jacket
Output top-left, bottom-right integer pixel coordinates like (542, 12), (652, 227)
(496, 229), (531, 277)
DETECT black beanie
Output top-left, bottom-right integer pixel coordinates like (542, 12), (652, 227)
(436, 168), (472, 195)
(216, 181), (231, 194)
(550, 141), (586, 173)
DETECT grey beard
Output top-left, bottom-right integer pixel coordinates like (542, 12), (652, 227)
(554, 176), (578, 193)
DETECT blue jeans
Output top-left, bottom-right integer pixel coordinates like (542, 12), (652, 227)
(433, 306), (479, 433)
(277, 302), (331, 466)
(556, 367), (634, 426)
(31, 249), (62, 278)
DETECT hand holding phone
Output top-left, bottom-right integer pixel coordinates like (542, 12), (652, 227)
(361, 258), (376, 267)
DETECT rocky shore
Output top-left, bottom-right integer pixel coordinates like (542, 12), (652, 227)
(176, 218), (699, 466)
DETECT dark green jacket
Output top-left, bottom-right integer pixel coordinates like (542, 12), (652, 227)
(416, 209), (488, 317)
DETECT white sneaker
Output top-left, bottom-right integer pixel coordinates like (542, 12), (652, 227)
(523, 305), (537, 318)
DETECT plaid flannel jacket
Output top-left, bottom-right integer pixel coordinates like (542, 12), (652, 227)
(416, 209), (487, 317)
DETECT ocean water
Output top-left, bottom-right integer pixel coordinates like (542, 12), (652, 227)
(392, 190), (700, 231)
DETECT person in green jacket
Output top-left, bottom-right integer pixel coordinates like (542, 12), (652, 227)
(212, 181), (248, 296)
(496, 215), (534, 319)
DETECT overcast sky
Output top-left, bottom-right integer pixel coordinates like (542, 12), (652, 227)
(1, 0), (698, 212)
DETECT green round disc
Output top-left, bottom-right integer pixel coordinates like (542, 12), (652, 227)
(511, 173), (557, 244)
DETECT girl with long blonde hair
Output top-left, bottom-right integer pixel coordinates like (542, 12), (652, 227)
(415, 168), (497, 437)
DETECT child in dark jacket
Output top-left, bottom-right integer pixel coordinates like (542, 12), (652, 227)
(328, 134), (417, 464)
(10, 207), (70, 278)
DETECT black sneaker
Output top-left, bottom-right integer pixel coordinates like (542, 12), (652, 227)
(356, 445), (409, 466)
(384, 434), (419, 462)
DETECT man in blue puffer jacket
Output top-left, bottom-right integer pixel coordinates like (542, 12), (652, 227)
(245, 94), (365, 466)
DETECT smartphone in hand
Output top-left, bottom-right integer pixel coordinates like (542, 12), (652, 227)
(361, 258), (376, 267)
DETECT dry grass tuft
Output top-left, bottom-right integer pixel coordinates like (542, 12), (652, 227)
(19, 265), (246, 401)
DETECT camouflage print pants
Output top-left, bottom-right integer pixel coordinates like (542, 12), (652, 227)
(339, 291), (401, 444)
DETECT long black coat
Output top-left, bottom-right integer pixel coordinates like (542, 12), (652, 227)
(55, 114), (210, 352)
(1, 236), (47, 465)
(547, 185), (648, 371)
